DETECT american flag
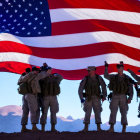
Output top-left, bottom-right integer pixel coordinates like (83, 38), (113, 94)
(0, 0), (140, 80)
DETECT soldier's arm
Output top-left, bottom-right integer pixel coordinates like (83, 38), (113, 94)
(99, 76), (107, 99)
(21, 72), (31, 83)
(128, 69), (140, 82)
(78, 77), (86, 100)
(127, 76), (134, 100)
(17, 75), (23, 85)
(55, 74), (63, 84)
(104, 67), (114, 80)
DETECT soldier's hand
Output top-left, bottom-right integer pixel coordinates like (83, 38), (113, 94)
(81, 98), (85, 103)
(127, 69), (131, 72)
(102, 98), (106, 102)
(137, 81), (140, 85)
(127, 99), (131, 104)
(104, 61), (108, 67)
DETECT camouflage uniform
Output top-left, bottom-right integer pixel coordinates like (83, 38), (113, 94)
(35, 71), (50, 124)
(40, 74), (63, 125)
(78, 75), (107, 124)
(19, 72), (40, 124)
(104, 67), (133, 125)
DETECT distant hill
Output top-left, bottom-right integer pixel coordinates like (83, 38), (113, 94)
(0, 105), (140, 133)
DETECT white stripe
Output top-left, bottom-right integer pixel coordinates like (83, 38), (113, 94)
(0, 32), (140, 50)
(0, 52), (139, 70)
(50, 8), (140, 25)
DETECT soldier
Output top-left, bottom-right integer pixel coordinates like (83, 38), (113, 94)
(104, 62), (133, 133)
(40, 67), (63, 132)
(127, 69), (140, 83)
(78, 66), (107, 132)
(18, 68), (31, 132)
(35, 66), (50, 126)
(19, 67), (40, 132)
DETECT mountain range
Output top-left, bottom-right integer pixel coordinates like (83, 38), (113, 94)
(0, 105), (140, 133)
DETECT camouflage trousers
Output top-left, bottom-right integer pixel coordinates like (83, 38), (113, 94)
(83, 96), (102, 124)
(21, 94), (38, 125)
(40, 96), (59, 125)
(109, 94), (128, 125)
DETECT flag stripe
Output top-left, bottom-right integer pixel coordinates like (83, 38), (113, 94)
(0, 62), (140, 80)
(1, 41), (140, 61)
(48, 0), (140, 13)
(1, 32), (139, 49)
(50, 8), (140, 25)
(52, 19), (140, 37)
(0, 52), (140, 70)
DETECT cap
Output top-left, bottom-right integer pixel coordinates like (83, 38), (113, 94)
(87, 66), (96, 71)
(116, 64), (124, 69)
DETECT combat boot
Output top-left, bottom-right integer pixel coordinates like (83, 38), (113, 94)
(81, 123), (89, 132)
(21, 125), (31, 133)
(108, 124), (114, 132)
(51, 124), (58, 132)
(97, 124), (101, 132)
(41, 124), (45, 132)
(32, 124), (40, 132)
(122, 125), (126, 133)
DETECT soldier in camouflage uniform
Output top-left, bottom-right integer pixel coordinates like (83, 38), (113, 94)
(78, 66), (107, 132)
(104, 62), (133, 133)
(18, 68), (31, 132)
(40, 67), (63, 132)
(19, 67), (40, 132)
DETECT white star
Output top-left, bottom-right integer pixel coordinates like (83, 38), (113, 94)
(11, 27), (15, 30)
(18, 5), (21, 8)
(40, 22), (43, 25)
(24, 19), (27, 21)
(0, 3), (2, 6)
(23, 0), (25, 2)
(15, 9), (18, 13)
(27, 32), (31, 35)
(17, 23), (21, 26)
(30, 13), (33, 16)
(19, 14), (23, 17)
(0, 15), (3, 17)
(13, 19), (17, 22)
(35, 17), (38, 20)
(15, 31), (19, 34)
(6, 10), (9, 13)
(6, 0), (9, 2)
(41, 11), (44, 15)
(44, 27), (47, 29)
(10, 15), (13, 18)
(3, 19), (6, 22)
(40, 2), (43, 5)
(25, 9), (28, 12)
(8, 24), (11, 26)
(2, 26), (5, 28)
(38, 32), (41, 35)
(28, 22), (32, 25)
(29, 3), (32, 6)
(35, 7), (38, 11)
(33, 27), (37, 30)
(22, 27), (26, 30)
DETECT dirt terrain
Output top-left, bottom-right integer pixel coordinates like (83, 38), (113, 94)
(0, 131), (140, 140)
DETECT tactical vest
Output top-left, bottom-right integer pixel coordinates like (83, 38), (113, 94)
(108, 74), (129, 95)
(41, 75), (60, 96)
(84, 75), (101, 101)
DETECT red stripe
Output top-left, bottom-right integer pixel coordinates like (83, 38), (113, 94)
(52, 20), (140, 37)
(0, 62), (140, 80)
(48, 0), (140, 13)
(0, 41), (140, 61)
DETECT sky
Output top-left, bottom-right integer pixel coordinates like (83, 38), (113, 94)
(0, 71), (140, 126)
